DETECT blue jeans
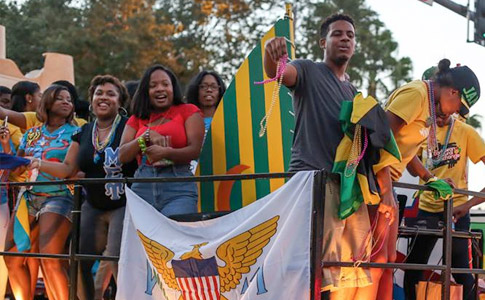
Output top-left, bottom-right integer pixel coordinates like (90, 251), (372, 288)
(17, 194), (73, 222)
(131, 164), (198, 216)
(403, 209), (474, 300)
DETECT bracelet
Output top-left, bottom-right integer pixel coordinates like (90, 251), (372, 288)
(137, 136), (147, 154)
(144, 129), (150, 144)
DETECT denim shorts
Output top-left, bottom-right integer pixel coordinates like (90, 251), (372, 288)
(15, 193), (73, 222)
(131, 164), (198, 216)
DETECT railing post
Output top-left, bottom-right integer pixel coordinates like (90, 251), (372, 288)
(69, 185), (82, 300)
(310, 170), (325, 300)
(442, 198), (453, 300)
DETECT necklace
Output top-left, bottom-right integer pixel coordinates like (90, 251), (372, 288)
(344, 126), (368, 177)
(425, 80), (439, 162)
(97, 124), (113, 132)
(92, 114), (121, 163)
(254, 54), (288, 137)
(428, 117), (455, 168)
(148, 107), (172, 128)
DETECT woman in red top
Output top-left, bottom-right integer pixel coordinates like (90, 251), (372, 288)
(119, 65), (204, 215)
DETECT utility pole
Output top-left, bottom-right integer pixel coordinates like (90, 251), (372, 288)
(420, 0), (485, 46)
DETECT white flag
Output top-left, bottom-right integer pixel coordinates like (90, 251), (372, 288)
(116, 171), (314, 300)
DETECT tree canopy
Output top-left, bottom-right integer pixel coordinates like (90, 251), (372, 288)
(295, 0), (413, 99)
(1, 0), (412, 100)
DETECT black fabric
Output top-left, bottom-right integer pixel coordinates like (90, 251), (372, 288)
(72, 117), (137, 210)
(357, 104), (392, 196)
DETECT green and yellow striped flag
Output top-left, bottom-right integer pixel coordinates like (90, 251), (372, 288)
(197, 7), (295, 212)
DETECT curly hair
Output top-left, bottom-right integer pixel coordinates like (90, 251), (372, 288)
(88, 75), (130, 109)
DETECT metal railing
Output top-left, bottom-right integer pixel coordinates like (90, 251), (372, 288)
(0, 171), (484, 300)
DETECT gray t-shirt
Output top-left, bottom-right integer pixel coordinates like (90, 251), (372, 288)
(289, 59), (357, 171)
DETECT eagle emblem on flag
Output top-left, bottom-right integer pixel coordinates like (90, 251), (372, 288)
(137, 215), (280, 300)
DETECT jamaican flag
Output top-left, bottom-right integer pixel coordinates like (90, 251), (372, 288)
(332, 93), (401, 220)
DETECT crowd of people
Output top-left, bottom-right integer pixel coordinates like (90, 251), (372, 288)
(0, 67), (225, 299)
(0, 11), (483, 300)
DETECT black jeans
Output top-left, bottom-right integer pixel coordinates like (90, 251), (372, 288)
(77, 201), (125, 300)
(403, 209), (474, 300)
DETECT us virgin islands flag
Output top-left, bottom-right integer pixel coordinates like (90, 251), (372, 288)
(116, 171), (314, 300)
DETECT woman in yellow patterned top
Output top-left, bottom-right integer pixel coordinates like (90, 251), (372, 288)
(404, 112), (485, 300)
(382, 58), (481, 300)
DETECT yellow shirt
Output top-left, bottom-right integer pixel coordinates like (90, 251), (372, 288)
(23, 111), (87, 131)
(6, 123), (22, 149)
(385, 80), (430, 181)
(419, 119), (485, 212)
(5, 123), (26, 182)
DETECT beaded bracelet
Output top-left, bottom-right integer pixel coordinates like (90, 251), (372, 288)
(144, 129), (150, 144)
(138, 136), (147, 154)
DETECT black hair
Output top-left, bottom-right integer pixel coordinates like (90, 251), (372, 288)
(124, 80), (140, 100)
(131, 64), (183, 120)
(88, 74), (130, 108)
(0, 86), (11, 95)
(52, 80), (79, 106)
(185, 71), (226, 108)
(434, 59), (455, 88)
(320, 13), (355, 38)
(11, 81), (40, 112)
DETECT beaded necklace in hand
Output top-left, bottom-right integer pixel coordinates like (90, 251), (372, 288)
(254, 54), (288, 137)
(92, 114), (121, 163)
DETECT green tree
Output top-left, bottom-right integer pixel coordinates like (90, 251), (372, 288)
(2, 0), (280, 97)
(295, 0), (413, 99)
(2, 0), (411, 102)
(0, 0), (82, 75)
(466, 114), (482, 131)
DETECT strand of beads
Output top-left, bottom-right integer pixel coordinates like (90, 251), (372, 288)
(344, 126), (369, 177)
(427, 80), (439, 155)
(254, 54), (288, 137)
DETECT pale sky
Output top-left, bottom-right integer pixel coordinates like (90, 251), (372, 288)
(366, 0), (485, 200)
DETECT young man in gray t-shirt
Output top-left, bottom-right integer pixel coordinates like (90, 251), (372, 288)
(264, 13), (397, 300)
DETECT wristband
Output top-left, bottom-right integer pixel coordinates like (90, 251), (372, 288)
(138, 136), (147, 154)
(426, 176), (438, 183)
